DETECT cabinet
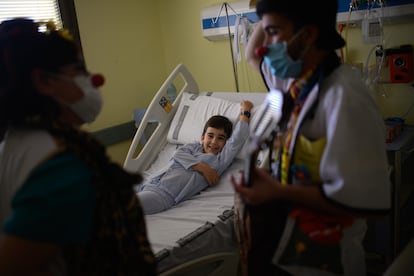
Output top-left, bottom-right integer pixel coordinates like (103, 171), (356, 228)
(366, 126), (414, 266)
(386, 125), (414, 258)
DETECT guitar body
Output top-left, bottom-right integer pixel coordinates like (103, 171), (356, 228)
(236, 55), (341, 275)
(234, 88), (290, 275)
(244, 201), (290, 275)
(236, 149), (291, 275)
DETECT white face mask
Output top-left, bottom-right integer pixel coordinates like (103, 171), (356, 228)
(262, 62), (294, 92)
(70, 75), (103, 123)
(48, 71), (104, 123)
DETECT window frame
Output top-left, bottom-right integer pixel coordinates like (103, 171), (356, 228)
(58, 0), (83, 56)
(0, 0), (83, 58)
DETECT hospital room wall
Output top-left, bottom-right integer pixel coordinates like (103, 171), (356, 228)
(157, 0), (414, 124)
(342, 23), (414, 126)
(73, 0), (170, 164)
(73, 0), (267, 165)
(73, 0), (167, 133)
(73, 0), (414, 165)
(156, 0), (268, 93)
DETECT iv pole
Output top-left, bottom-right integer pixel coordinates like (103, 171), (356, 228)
(224, 2), (239, 92)
(214, 2), (240, 92)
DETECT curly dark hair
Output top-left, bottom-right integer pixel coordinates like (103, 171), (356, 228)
(0, 18), (80, 128)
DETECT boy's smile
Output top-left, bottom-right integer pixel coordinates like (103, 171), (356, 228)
(201, 127), (227, 155)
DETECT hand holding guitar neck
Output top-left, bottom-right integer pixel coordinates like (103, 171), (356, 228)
(235, 89), (284, 276)
(243, 89), (284, 187)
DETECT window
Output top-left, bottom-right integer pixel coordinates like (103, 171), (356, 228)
(0, 0), (82, 53)
(0, 0), (62, 27)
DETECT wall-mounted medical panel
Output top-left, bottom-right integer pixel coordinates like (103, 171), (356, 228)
(201, 1), (258, 41)
(337, 0), (414, 25)
(201, 0), (414, 41)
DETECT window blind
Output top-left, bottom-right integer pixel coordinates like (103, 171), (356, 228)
(0, 0), (62, 27)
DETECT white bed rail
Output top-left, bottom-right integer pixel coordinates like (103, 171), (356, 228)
(123, 64), (199, 173)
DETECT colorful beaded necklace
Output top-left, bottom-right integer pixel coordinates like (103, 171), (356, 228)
(279, 68), (315, 184)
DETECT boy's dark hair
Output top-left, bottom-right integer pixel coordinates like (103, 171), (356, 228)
(202, 115), (233, 138)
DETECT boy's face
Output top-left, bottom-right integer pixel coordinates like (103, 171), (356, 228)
(201, 127), (227, 155)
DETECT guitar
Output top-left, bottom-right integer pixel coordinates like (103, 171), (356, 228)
(235, 89), (286, 276)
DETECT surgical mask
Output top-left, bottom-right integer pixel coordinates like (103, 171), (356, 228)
(50, 73), (104, 123)
(264, 31), (305, 79)
(70, 75), (103, 123)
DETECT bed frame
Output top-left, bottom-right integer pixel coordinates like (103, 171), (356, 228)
(124, 64), (199, 173)
(123, 64), (267, 275)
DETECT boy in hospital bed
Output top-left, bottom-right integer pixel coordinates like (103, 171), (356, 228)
(137, 100), (253, 214)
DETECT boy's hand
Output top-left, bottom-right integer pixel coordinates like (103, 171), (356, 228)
(192, 162), (219, 186)
(241, 100), (253, 112)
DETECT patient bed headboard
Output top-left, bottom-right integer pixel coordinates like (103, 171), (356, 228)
(124, 64), (199, 173)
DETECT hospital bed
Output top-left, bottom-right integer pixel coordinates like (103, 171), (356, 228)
(123, 64), (267, 275)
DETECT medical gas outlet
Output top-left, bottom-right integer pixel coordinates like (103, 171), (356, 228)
(376, 45), (414, 83)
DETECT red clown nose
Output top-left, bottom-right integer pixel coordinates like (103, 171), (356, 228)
(91, 74), (105, 88)
(254, 46), (269, 58)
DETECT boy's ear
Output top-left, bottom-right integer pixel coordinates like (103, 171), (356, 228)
(31, 68), (55, 96)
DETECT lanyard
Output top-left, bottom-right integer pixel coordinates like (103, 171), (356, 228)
(269, 53), (342, 184)
(279, 69), (317, 184)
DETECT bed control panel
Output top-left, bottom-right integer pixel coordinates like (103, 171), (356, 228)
(159, 96), (172, 113)
(177, 222), (214, 247)
(218, 209), (234, 221)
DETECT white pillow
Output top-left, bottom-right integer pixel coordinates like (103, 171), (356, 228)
(167, 92), (240, 144)
(167, 92), (264, 159)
